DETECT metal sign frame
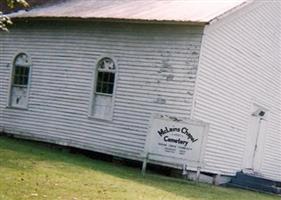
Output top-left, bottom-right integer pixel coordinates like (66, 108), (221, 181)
(142, 114), (209, 178)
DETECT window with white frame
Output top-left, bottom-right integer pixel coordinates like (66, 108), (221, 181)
(9, 53), (32, 108)
(92, 57), (116, 119)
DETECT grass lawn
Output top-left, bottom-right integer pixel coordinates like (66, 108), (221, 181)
(0, 136), (279, 200)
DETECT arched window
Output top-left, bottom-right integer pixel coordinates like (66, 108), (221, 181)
(91, 57), (116, 119)
(9, 53), (32, 108)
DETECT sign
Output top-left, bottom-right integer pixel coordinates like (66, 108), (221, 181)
(143, 114), (209, 169)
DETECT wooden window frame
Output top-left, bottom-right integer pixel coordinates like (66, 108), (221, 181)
(89, 56), (118, 121)
(7, 52), (32, 109)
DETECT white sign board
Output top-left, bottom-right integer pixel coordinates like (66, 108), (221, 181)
(144, 114), (209, 169)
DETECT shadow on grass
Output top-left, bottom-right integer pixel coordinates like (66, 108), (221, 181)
(0, 135), (278, 200)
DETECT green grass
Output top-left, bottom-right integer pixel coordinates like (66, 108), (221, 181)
(0, 136), (279, 200)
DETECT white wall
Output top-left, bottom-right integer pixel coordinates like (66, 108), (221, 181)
(0, 21), (203, 160)
(192, 1), (281, 180)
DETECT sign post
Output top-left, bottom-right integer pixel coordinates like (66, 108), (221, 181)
(142, 114), (209, 176)
(141, 153), (149, 176)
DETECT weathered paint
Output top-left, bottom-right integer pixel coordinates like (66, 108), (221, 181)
(192, 1), (281, 180)
(0, 21), (203, 161)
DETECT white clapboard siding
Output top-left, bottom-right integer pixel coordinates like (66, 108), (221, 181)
(0, 21), (203, 161)
(192, 1), (281, 180)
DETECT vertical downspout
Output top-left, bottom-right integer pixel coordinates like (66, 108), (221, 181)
(189, 24), (209, 120)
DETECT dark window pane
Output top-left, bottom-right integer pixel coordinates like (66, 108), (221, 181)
(96, 71), (115, 94)
(15, 76), (21, 85)
(13, 66), (30, 86)
(19, 67), (23, 75)
(15, 67), (21, 76)
(109, 73), (115, 83)
(102, 83), (108, 93)
(108, 83), (114, 94)
(13, 75), (19, 84)
(96, 81), (102, 93)
(102, 72), (109, 82)
(106, 74), (110, 81)
(97, 72), (104, 82)
(18, 76), (22, 84)
(105, 83), (110, 94)
(19, 67), (24, 76)
(24, 67), (30, 77)
(20, 77), (24, 85)
(23, 77), (28, 85)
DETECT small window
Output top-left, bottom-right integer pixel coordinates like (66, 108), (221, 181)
(9, 53), (32, 108)
(91, 57), (116, 119)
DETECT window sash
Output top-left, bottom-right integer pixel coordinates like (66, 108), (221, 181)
(96, 71), (115, 94)
(12, 65), (30, 86)
(91, 57), (116, 120)
(11, 84), (28, 88)
(95, 92), (113, 97)
(9, 53), (31, 109)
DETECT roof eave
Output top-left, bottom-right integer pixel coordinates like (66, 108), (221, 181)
(11, 16), (208, 26)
